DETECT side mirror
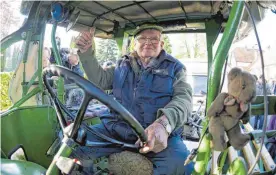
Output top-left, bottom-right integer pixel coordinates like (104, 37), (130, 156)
(8, 145), (28, 161)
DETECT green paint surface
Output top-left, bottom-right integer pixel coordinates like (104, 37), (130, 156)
(1, 106), (58, 168)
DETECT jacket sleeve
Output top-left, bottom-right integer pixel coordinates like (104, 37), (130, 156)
(156, 68), (193, 131)
(78, 47), (115, 90)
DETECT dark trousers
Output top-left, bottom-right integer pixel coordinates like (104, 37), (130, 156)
(72, 123), (194, 175)
(254, 115), (264, 129)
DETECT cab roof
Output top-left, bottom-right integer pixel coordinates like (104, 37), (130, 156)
(22, 1), (232, 39)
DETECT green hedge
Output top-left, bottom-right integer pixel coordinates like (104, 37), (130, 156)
(0, 72), (13, 111)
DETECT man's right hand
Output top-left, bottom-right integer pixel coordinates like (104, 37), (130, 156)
(75, 28), (95, 53)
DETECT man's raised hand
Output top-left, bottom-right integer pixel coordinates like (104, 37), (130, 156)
(75, 27), (95, 53)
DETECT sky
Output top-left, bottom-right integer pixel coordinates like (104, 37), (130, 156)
(44, 24), (79, 48)
(3, 0), (25, 36)
(232, 10), (276, 79)
(233, 10), (276, 50)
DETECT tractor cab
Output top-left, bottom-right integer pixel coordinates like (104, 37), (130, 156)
(1, 1), (276, 175)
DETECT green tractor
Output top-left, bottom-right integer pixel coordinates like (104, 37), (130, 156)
(1, 1), (276, 175)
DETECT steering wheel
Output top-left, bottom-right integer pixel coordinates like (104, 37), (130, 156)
(42, 65), (147, 148)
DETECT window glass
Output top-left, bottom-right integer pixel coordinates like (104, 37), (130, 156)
(190, 75), (208, 96)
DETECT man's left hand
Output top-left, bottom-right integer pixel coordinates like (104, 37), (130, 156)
(136, 116), (169, 154)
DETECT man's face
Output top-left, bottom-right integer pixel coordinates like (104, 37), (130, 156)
(69, 55), (79, 66)
(134, 29), (164, 58)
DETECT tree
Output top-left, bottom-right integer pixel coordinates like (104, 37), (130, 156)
(162, 34), (172, 54)
(184, 40), (191, 58)
(0, 0), (21, 72)
(95, 38), (119, 64)
(193, 33), (207, 59)
(193, 34), (200, 58)
(172, 33), (207, 60)
(127, 37), (135, 53)
(0, 0), (21, 40)
(11, 45), (21, 70)
(0, 52), (6, 72)
(0, 72), (13, 110)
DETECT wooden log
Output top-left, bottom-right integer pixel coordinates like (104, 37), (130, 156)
(228, 146), (239, 163)
(244, 123), (276, 171)
(212, 151), (220, 175)
(242, 142), (260, 173)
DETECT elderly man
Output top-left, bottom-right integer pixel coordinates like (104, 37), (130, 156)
(75, 24), (193, 174)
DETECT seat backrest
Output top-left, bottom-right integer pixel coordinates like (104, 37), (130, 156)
(1, 106), (58, 168)
(1, 158), (46, 175)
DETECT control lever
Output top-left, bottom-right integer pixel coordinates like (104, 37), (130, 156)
(46, 138), (61, 157)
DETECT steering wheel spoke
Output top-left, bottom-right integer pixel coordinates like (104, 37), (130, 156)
(54, 97), (68, 130)
(70, 93), (91, 138)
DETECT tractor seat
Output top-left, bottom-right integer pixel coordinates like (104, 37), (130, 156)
(109, 151), (153, 175)
(1, 158), (46, 175)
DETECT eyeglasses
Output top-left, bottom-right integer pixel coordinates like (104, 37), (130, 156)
(136, 36), (160, 44)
